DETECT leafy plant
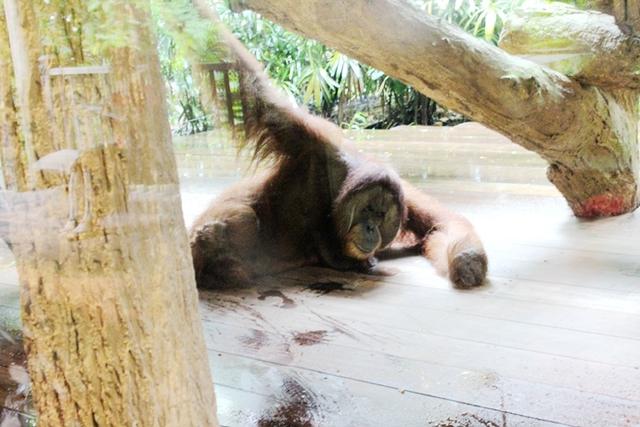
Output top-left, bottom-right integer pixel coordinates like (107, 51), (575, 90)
(415, 0), (525, 43)
(151, 0), (223, 134)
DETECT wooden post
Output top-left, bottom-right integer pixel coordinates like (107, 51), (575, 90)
(209, 69), (219, 104)
(207, 68), (222, 128)
(222, 69), (235, 134)
(237, 68), (249, 129)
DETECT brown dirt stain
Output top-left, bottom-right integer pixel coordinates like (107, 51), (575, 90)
(292, 330), (328, 346)
(428, 412), (502, 427)
(238, 329), (268, 350)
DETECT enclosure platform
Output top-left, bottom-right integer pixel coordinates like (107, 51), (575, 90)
(1, 124), (640, 426)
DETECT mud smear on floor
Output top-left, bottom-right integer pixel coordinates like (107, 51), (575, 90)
(238, 329), (268, 350)
(292, 330), (328, 346)
(306, 308), (359, 341)
(202, 294), (269, 324)
(201, 294), (294, 360)
(428, 412), (502, 427)
(305, 281), (352, 295)
(258, 377), (319, 427)
(258, 290), (295, 308)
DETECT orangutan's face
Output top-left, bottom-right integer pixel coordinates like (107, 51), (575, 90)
(337, 186), (401, 260)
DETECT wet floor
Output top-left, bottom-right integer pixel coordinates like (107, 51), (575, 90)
(2, 124), (639, 426)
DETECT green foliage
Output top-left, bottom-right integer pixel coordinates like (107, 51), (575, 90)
(414, 0), (525, 43)
(152, 0), (220, 62)
(220, 9), (343, 114)
(220, 8), (383, 124)
(346, 111), (370, 129)
(36, 0), (150, 65)
(151, 0), (225, 134)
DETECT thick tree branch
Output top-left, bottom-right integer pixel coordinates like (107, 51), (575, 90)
(237, 0), (605, 155)
(233, 0), (639, 216)
(501, 2), (640, 89)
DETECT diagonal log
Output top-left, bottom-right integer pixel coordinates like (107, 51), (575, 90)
(234, 0), (640, 217)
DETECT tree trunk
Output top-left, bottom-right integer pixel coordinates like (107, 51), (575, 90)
(0, 7), (26, 192)
(235, 0), (640, 217)
(587, 0), (640, 31)
(1, 1), (218, 425)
